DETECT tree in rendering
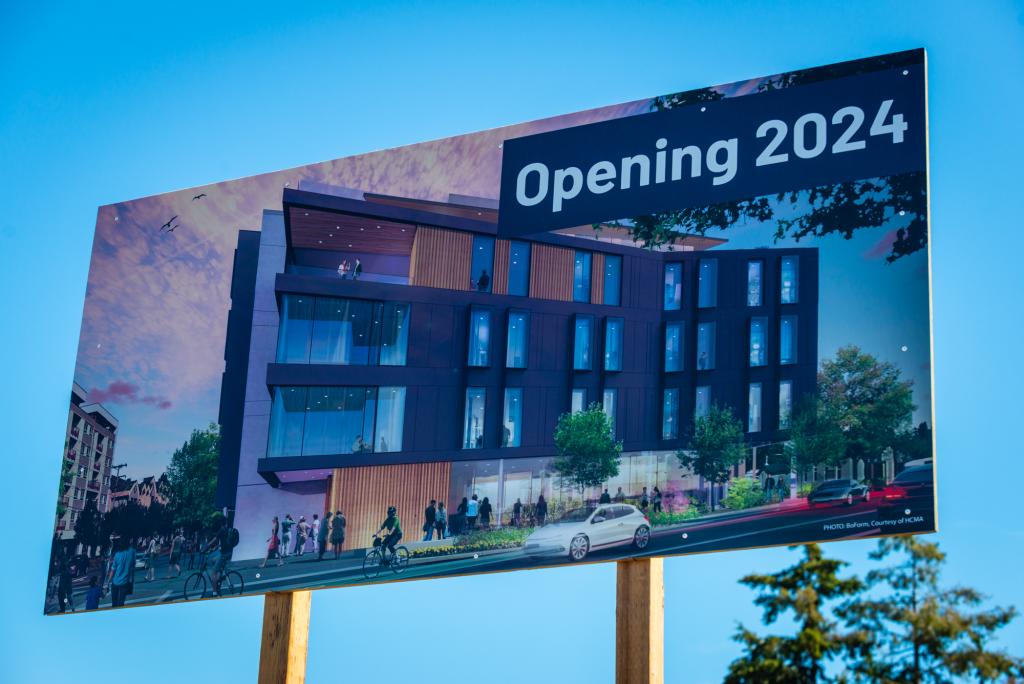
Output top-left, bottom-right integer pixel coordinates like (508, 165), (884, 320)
(894, 421), (933, 465)
(552, 404), (621, 500)
(102, 500), (147, 541)
(785, 396), (848, 475)
(725, 544), (862, 684)
(164, 423), (220, 533)
(840, 536), (1024, 683)
(54, 455), (73, 520)
(73, 499), (103, 556)
(676, 404), (746, 511)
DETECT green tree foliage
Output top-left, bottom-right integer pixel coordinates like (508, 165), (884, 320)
(164, 423), (220, 533)
(786, 396), (848, 473)
(726, 544), (863, 684)
(894, 421), (933, 465)
(552, 404), (621, 497)
(102, 500), (148, 541)
(677, 404), (746, 510)
(723, 477), (766, 511)
(840, 536), (1024, 683)
(55, 456), (73, 519)
(73, 499), (103, 554)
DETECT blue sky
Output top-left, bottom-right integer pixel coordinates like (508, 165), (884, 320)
(2, 2), (1022, 682)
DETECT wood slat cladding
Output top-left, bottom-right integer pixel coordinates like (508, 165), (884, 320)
(492, 239), (511, 295)
(326, 462), (451, 550)
(529, 244), (574, 301)
(409, 227), (472, 290)
(288, 207), (415, 255)
(591, 253), (606, 305)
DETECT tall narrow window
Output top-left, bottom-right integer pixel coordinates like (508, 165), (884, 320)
(695, 386), (711, 419)
(574, 315), (593, 370)
(780, 315), (798, 364)
(697, 322), (716, 370)
(573, 251), (592, 302)
(747, 260), (763, 307)
(467, 308), (491, 367)
(508, 241), (531, 296)
(267, 387), (307, 457)
(276, 295), (314, 363)
(748, 383), (762, 433)
(750, 317), (767, 367)
(662, 388), (679, 440)
(602, 388), (617, 438)
(604, 255), (622, 306)
(378, 303), (409, 366)
(376, 387), (406, 452)
(463, 388), (486, 449)
(571, 388), (587, 414)
(780, 256), (799, 304)
(506, 312), (528, 369)
(604, 318), (623, 371)
(471, 235), (495, 292)
(502, 388), (522, 447)
(698, 259), (718, 308)
(663, 263), (682, 310)
(665, 322), (683, 372)
(779, 380), (793, 430)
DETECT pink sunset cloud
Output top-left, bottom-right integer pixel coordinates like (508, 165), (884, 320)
(89, 381), (172, 410)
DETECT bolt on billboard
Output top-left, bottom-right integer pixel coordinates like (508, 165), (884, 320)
(47, 49), (934, 614)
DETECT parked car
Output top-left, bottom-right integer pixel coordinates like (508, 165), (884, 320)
(524, 503), (651, 562)
(876, 465), (934, 517)
(807, 479), (870, 507)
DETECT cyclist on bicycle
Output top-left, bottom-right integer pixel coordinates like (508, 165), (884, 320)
(374, 506), (402, 563)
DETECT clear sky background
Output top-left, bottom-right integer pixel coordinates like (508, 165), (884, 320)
(1, 2), (1022, 682)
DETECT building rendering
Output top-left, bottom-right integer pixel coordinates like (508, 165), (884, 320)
(221, 188), (818, 560)
(57, 382), (118, 540)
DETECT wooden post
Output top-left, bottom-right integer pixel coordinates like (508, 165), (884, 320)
(616, 558), (664, 684)
(258, 590), (312, 684)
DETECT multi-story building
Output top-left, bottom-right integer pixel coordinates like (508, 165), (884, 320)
(107, 474), (168, 511)
(221, 189), (818, 560)
(57, 382), (117, 540)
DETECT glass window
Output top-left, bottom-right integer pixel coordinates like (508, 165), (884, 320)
(604, 255), (622, 306)
(378, 303), (409, 366)
(471, 235), (495, 292)
(748, 383), (762, 433)
(376, 387), (405, 452)
(697, 322), (716, 370)
(468, 308), (491, 367)
(573, 315), (593, 370)
(464, 388), (486, 449)
(571, 388), (587, 414)
(573, 251), (592, 303)
(698, 259), (718, 308)
(747, 260), (763, 307)
(602, 388), (617, 437)
(662, 388), (679, 440)
(310, 298), (376, 365)
(780, 315), (798, 364)
(604, 318), (623, 371)
(276, 295), (314, 363)
(665, 322), (683, 372)
(779, 380), (793, 429)
(695, 386), (711, 419)
(268, 387), (307, 457)
(663, 263), (682, 310)
(506, 312), (529, 369)
(750, 317), (767, 367)
(508, 241), (531, 296)
(781, 256), (799, 304)
(502, 388), (522, 447)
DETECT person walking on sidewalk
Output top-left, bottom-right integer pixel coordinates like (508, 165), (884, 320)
(317, 512), (331, 560)
(652, 486), (663, 513)
(466, 494), (480, 531)
(260, 516), (283, 568)
(107, 536), (136, 608)
(280, 514), (295, 558)
(599, 488), (611, 504)
(85, 575), (104, 610)
(311, 514), (321, 556)
(435, 501), (448, 539)
(536, 494), (548, 527)
(295, 516), (309, 556)
(165, 529), (185, 578)
(479, 497), (493, 530)
(423, 499), (437, 541)
(512, 498), (523, 527)
(456, 497), (468, 534)
(330, 510), (346, 560)
(144, 536), (158, 582)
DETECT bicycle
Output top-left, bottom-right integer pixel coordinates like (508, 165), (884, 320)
(362, 535), (409, 579)
(182, 556), (244, 600)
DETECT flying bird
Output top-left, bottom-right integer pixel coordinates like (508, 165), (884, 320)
(167, 224), (178, 233)
(160, 216), (178, 231)
(192, 193), (207, 201)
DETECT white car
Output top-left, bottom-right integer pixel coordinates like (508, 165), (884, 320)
(524, 504), (651, 562)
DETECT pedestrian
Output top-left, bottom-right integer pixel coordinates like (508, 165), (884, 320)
(56, 550), (74, 613)
(260, 516), (282, 568)
(776, 478), (788, 501)
(107, 536), (136, 608)
(536, 494), (548, 527)
(613, 487), (625, 503)
(479, 496), (493, 529)
(317, 512), (332, 560)
(423, 499), (437, 541)
(652, 486), (663, 513)
(295, 516), (309, 556)
(640, 487), (650, 512)
(85, 575), (104, 611)
(435, 501), (448, 539)
(599, 488), (611, 504)
(353, 257), (363, 280)
(466, 494), (480, 531)
(311, 514), (321, 556)
(186, 536), (196, 570)
(330, 510), (346, 560)
(144, 536), (158, 582)
(512, 498), (523, 527)
(281, 514), (294, 558)
(456, 497), (469, 534)
(165, 529), (185, 578)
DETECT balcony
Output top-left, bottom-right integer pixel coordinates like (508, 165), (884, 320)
(96, 443), (104, 453)
(66, 450), (76, 461)
(70, 428), (79, 438)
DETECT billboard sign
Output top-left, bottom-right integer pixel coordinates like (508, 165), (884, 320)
(46, 49), (934, 614)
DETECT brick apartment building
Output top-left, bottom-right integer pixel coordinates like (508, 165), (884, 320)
(57, 382), (117, 541)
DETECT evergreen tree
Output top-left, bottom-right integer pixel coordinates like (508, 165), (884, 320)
(726, 544), (862, 684)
